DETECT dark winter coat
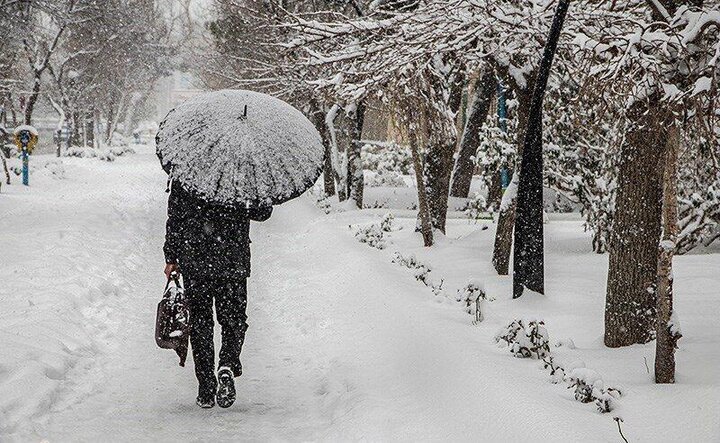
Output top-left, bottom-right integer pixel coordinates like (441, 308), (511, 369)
(164, 181), (272, 279)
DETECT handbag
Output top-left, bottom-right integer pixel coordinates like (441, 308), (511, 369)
(155, 272), (190, 366)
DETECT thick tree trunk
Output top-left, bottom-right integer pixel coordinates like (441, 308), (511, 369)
(71, 111), (82, 146)
(424, 139), (455, 233)
(487, 169), (508, 210)
(409, 131), (434, 247)
(605, 103), (667, 347)
(492, 85), (532, 275)
(655, 122), (682, 383)
(450, 70), (496, 198)
(347, 102), (365, 208)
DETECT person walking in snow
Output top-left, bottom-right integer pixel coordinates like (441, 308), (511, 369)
(163, 180), (272, 409)
(156, 89), (325, 408)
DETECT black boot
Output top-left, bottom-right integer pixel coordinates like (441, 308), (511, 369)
(216, 367), (236, 408)
(196, 386), (215, 409)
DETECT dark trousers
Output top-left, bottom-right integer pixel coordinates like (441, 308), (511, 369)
(185, 274), (248, 394)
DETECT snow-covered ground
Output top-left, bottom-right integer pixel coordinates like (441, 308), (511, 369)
(1, 147), (718, 441)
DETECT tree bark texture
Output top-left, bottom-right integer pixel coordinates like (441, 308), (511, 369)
(24, 74), (42, 125)
(347, 102), (366, 208)
(424, 140), (456, 233)
(492, 84), (533, 275)
(605, 103), (667, 347)
(512, 0), (569, 297)
(450, 70), (496, 198)
(655, 122), (682, 383)
(309, 100), (336, 197)
(410, 131), (434, 247)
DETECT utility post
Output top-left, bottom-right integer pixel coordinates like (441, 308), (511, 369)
(13, 125), (38, 186)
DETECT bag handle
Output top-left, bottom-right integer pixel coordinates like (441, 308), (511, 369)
(164, 271), (182, 292)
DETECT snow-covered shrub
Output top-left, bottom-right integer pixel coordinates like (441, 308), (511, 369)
(109, 145), (136, 157)
(462, 192), (489, 222)
(354, 223), (386, 249)
(315, 194), (332, 214)
(380, 213), (395, 232)
(353, 213), (397, 249)
(361, 142), (413, 175)
(496, 319), (621, 413)
(109, 131), (129, 147)
(365, 169), (408, 187)
(555, 338), (576, 349)
(456, 279), (493, 323)
(565, 368), (622, 413)
(495, 319), (550, 359)
(392, 252), (444, 296)
(64, 146), (116, 162)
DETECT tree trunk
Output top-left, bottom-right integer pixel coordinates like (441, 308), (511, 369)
(492, 85), (532, 275)
(2, 155), (10, 185)
(309, 99), (336, 197)
(347, 102), (366, 208)
(24, 72), (42, 125)
(85, 111), (95, 148)
(655, 122), (682, 383)
(410, 131), (434, 247)
(424, 139), (455, 233)
(450, 70), (496, 198)
(93, 108), (101, 149)
(512, 0), (569, 297)
(605, 102), (667, 347)
(487, 171), (506, 210)
(326, 105), (347, 201)
(71, 111), (81, 146)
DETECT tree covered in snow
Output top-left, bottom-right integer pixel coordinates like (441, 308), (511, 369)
(571, 1), (720, 356)
(278, 0), (575, 238)
(0, 0), (178, 146)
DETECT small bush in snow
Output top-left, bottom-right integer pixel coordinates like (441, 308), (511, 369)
(109, 145), (136, 157)
(353, 213), (396, 249)
(392, 252), (444, 296)
(380, 213), (395, 232)
(462, 192), (489, 222)
(361, 142), (413, 175)
(365, 169), (408, 187)
(497, 320), (621, 413)
(565, 368), (622, 413)
(64, 146), (116, 162)
(316, 195), (332, 214)
(456, 279), (493, 323)
(354, 223), (386, 249)
(495, 319), (550, 359)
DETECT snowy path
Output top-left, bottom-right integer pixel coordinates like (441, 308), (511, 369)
(2, 148), (718, 441)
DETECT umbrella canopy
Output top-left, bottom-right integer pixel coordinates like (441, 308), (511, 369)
(156, 89), (324, 206)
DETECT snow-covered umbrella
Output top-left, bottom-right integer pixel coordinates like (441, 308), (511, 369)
(156, 89), (324, 206)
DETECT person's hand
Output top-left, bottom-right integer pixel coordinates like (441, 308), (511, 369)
(164, 263), (179, 280)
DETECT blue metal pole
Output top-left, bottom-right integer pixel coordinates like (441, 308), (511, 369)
(498, 82), (509, 190)
(497, 82), (507, 133)
(22, 148), (29, 186)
